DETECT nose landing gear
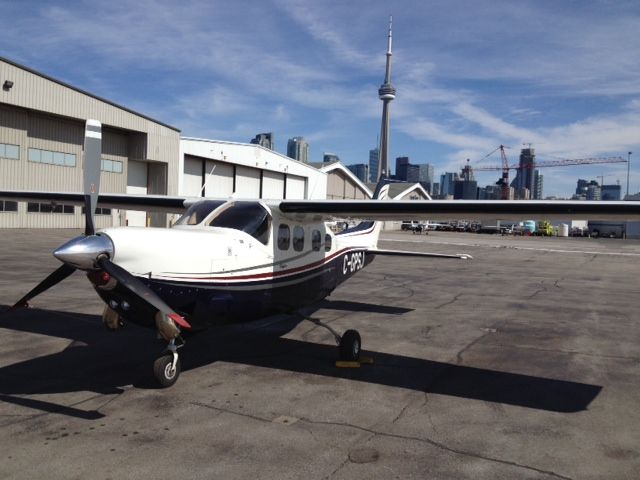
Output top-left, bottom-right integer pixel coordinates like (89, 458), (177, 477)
(153, 337), (184, 388)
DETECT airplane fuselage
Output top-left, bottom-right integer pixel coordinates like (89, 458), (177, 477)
(90, 201), (378, 331)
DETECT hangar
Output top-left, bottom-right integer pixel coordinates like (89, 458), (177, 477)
(0, 56), (181, 228)
(0, 57), (329, 228)
(180, 138), (326, 202)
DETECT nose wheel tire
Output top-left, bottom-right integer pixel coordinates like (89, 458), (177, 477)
(339, 329), (361, 361)
(153, 353), (181, 388)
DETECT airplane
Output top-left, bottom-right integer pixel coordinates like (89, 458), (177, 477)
(2, 120), (640, 387)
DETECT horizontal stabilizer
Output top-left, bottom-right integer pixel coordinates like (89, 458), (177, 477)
(368, 248), (471, 260)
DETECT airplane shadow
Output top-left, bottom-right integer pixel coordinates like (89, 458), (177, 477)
(0, 304), (601, 418)
(315, 299), (413, 315)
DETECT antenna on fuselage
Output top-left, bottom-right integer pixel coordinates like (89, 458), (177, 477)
(199, 164), (217, 197)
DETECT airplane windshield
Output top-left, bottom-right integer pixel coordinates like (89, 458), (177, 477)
(175, 200), (226, 226)
(208, 201), (271, 245)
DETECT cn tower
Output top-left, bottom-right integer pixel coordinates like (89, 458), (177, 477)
(377, 16), (396, 180)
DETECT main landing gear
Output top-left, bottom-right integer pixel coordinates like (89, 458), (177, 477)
(306, 317), (362, 362)
(153, 337), (185, 388)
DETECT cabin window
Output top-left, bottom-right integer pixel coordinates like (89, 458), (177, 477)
(312, 230), (321, 251)
(278, 224), (290, 250)
(325, 233), (332, 252)
(293, 226), (304, 252)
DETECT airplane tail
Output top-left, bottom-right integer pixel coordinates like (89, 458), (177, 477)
(336, 178), (393, 248)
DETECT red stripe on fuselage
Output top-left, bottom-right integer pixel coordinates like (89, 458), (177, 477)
(155, 247), (366, 282)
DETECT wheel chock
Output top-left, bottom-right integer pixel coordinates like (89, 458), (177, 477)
(335, 356), (374, 368)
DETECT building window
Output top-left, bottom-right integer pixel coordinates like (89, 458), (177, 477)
(27, 202), (74, 214)
(82, 206), (112, 215)
(28, 148), (76, 167)
(0, 200), (18, 212)
(277, 224), (290, 250)
(325, 233), (332, 252)
(312, 230), (321, 251)
(0, 143), (20, 160)
(101, 158), (123, 173)
(293, 225), (305, 252)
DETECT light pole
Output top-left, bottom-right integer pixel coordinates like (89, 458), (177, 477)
(627, 151), (632, 198)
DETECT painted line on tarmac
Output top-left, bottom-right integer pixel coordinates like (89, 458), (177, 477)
(382, 238), (640, 257)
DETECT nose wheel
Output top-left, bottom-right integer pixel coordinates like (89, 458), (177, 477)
(153, 337), (184, 388)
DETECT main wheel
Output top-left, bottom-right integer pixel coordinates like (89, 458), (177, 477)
(339, 329), (361, 361)
(153, 353), (181, 388)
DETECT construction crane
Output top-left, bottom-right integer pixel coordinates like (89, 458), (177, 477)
(470, 150), (627, 200)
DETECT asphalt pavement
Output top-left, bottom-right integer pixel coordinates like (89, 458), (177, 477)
(0, 229), (638, 479)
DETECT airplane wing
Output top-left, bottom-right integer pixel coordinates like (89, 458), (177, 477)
(3, 190), (640, 221)
(277, 199), (640, 221)
(0, 190), (191, 214)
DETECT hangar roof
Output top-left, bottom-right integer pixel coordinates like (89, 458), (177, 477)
(0, 55), (179, 132)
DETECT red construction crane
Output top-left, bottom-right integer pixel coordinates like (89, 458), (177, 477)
(469, 150), (627, 200)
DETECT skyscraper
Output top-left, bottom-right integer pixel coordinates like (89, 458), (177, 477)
(440, 172), (458, 197)
(511, 147), (536, 199)
(377, 17), (396, 180)
(418, 164), (434, 192)
(395, 156), (410, 180)
(369, 148), (379, 183)
(250, 132), (274, 150)
(287, 136), (309, 163)
(347, 164), (369, 183)
(601, 184), (621, 200)
(323, 152), (340, 164)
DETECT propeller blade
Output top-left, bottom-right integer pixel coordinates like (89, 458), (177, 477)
(83, 120), (102, 236)
(10, 264), (76, 310)
(96, 257), (191, 339)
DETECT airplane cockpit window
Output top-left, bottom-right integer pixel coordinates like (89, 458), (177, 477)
(175, 200), (226, 226)
(208, 201), (272, 245)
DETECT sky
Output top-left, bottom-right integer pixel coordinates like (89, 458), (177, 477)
(1, 0), (639, 197)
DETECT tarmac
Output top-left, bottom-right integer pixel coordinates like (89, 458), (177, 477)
(0, 229), (639, 479)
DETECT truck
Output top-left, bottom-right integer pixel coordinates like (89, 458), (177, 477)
(587, 221), (625, 238)
(535, 220), (554, 236)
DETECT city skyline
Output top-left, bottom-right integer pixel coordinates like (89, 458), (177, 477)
(2, 1), (639, 196)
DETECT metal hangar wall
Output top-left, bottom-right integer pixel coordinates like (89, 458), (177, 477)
(180, 138), (327, 201)
(0, 56), (181, 228)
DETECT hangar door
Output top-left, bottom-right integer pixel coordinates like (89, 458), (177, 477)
(262, 171), (285, 199)
(126, 160), (148, 227)
(235, 166), (261, 197)
(204, 160), (234, 198)
(286, 174), (306, 199)
(183, 156), (203, 197)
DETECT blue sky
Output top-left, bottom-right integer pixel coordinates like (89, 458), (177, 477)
(2, 0), (639, 196)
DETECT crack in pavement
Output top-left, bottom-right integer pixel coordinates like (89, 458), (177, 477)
(434, 293), (462, 310)
(456, 331), (493, 365)
(528, 281), (548, 299)
(191, 401), (573, 480)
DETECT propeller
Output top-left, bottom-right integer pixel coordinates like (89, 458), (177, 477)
(8, 120), (103, 310)
(83, 119), (102, 236)
(9, 264), (76, 310)
(96, 257), (191, 339)
(9, 119), (190, 336)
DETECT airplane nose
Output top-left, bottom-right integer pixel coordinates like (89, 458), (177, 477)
(53, 234), (115, 270)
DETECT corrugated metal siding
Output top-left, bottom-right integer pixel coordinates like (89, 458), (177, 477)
(1, 58), (182, 228)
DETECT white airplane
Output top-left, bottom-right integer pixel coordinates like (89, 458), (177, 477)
(3, 120), (640, 387)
